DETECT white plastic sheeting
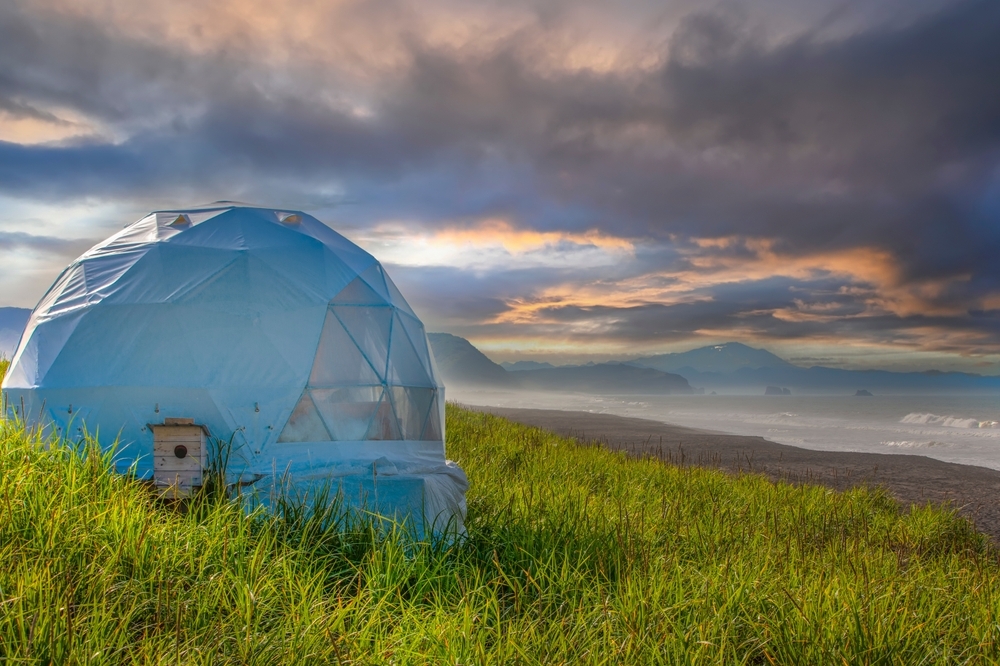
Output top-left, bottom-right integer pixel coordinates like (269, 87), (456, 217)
(1, 203), (467, 531)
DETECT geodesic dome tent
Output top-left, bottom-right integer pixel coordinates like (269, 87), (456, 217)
(1, 203), (467, 529)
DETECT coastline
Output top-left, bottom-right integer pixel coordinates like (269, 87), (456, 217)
(472, 405), (1000, 542)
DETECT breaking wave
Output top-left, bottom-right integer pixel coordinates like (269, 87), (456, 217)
(881, 440), (949, 448)
(900, 413), (1000, 429)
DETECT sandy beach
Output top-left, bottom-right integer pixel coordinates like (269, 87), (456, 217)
(477, 406), (1000, 542)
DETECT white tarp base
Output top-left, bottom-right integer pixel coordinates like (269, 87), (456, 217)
(256, 460), (469, 536)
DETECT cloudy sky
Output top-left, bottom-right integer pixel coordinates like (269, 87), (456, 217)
(1, 0), (999, 371)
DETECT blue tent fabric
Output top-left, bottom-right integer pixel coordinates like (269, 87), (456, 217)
(1, 203), (467, 530)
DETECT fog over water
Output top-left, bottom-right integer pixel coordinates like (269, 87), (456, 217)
(451, 389), (1000, 471)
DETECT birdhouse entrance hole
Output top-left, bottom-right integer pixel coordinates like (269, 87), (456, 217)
(150, 417), (209, 498)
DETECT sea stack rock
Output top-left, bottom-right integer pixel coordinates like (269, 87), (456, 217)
(855, 389), (874, 397)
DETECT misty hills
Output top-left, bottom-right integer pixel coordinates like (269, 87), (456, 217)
(627, 341), (1000, 392)
(512, 363), (693, 394)
(425, 333), (513, 387)
(432, 334), (1000, 394)
(602, 340), (999, 391)
(500, 360), (555, 371)
(427, 333), (693, 394)
(667, 363), (1000, 392)
(628, 342), (793, 374)
(0, 307), (29, 358)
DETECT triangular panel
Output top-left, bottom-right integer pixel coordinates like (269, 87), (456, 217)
(186, 209), (228, 226)
(237, 210), (309, 250)
(383, 271), (416, 316)
(387, 314), (435, 387)
(302, 220), (378, 276)
(258, 305), (327, 382)
(309, 310), (382, 386)
(365, 391), (402, 441)
(173, 254), (252, 306)
(397, 312), (437, 382)
(44, 263), (89, 318)
(82, 248), (148, 302)
(277, 391), (332, 443)
(330, 276), (389, 306)
(311, 386), (382, 441)
(45, 305), (158, 387)
(174, 254), (318, 311)
(421, 392), (443, 441)
(254, 243), (329, 304)
(321, 248), (362, 300)
(165, 209), (250, 250)
(5, 310), (85, 389)
(99, 305), (204, 387)
(333, 306), (392, 381)
(389, 386), (434, 441)
(132, 245), (241, 304)
(359, 264), (392, 304)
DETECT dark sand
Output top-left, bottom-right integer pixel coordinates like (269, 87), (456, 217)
(478, 406), (1000, 542)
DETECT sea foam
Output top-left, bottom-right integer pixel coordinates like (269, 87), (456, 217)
(900, 413), (1000, 429)
(880, 440), (949, 448)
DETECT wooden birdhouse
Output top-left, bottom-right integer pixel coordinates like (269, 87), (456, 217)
(150, 417), (210, 497)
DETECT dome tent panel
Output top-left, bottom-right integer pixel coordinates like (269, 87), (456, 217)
(296, 216), (379, 276)
(320, 247), (368, 297)
(357, 263), (393, 304)
(387, 313), (436, 388)
(395, 310), (440, 385)
(331, 305), (392, 382)
(171, 254), (323, 312)
(225, 208), (314, 250)
(329, 275), (390, 306)
(382, 270), (418, 318)
(308, 309), (382, 387)
(389, 386), (436, 440)
(4, 309), (85, 389)
(365, 389), (403, 441)
(173, 304), (320, 389)
(44, 304), (192, 388)
(278, 391), (333, 443)
(310, 386), (384, 441)
(258, 305), (330, 379)
(163, 208), (261, 251)
(421, 392), (444, 441)
(103, 244), (243, 305)
(1, 203), (466, 533)
(252, 243), (334, 305)
(81, 248), (149, 300)
(37, 262), (89, 320)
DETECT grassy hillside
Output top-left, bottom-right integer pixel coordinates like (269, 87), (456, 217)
(1, 376), (999, 662)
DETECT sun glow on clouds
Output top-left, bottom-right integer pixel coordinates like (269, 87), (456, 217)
(0, 108), (99, 145)
(350, 219), (635, 271)
(491, 235), (982, 328)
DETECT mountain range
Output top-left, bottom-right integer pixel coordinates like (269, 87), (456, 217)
(427, 333), (693, 394)
(624, 341), (1000, 392)
(435, 337), (1000, 394)
(627, 342), (793, 374)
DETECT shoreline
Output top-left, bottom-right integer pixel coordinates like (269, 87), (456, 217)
(472, 405), (1000, 542)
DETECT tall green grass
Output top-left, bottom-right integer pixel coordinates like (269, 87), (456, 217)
(1, 386), (999, 662)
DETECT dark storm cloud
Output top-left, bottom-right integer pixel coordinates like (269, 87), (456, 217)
(1, 0), (999, 357)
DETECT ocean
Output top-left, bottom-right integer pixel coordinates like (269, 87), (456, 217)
(452, 389), (1000, 470)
